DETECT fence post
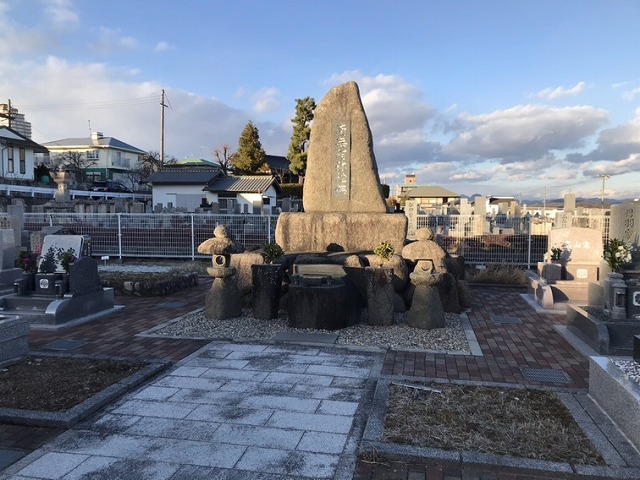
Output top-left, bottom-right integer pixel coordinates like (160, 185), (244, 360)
(117, 213), (123, 261)
(191, 214), (195, 260)
(267, 216), (272, 244)
(526, 216), (532, 269)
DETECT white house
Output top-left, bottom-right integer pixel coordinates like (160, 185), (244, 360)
(145, 167), (223, 211)
(0, 127), (48, 181)
(41, 131), (146, 183)
(145, 167), (282, 213)
(203, 175), (282, 214)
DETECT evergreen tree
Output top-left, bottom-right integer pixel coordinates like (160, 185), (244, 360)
(287, 97), (315, 177)
(232, 121), (266, 174)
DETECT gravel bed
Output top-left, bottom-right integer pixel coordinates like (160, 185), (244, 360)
(153, 309), (470, 352)
(612, 359), (640, 385)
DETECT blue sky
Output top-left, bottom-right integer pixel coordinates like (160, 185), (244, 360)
(1, 0), (639, 200)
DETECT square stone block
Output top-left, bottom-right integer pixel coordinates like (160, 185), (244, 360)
(0, 315), (29, 364)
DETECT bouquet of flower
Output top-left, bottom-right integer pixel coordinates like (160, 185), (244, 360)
(17, 250), (39, 273)
(603, 238), (634, 272)
(373, 241), (395, 261)
(56, 247), (77, 274)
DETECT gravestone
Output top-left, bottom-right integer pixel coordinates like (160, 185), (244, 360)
(610, 200), (640, 248)
(0, 229), (16, 270)
(69, 257), (102, 296)
(275, 81), (407, 253)
(545, 227), (603, 282)
(38, 235), (91, 273)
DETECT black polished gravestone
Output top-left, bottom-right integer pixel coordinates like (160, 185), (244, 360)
(634, 335), (640, 361)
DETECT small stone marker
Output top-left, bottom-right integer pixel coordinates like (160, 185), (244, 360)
(610, 200), (640, 247)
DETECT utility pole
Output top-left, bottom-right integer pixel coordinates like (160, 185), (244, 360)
(543, 186), (547, 217)
(160, 90), (167, 166)
(0, 99), (14, 128)
(598, 174), (610, 212)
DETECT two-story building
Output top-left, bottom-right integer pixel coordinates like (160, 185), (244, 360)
(41, 131), (146, 184)
(0, 127), (48, 181)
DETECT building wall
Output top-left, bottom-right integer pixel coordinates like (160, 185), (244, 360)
(153, 185), (207, 210)
(0, 144), (36, 180)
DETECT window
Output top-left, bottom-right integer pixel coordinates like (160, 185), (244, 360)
(86, 149), (99, 160)
(7, 147), (13, 174)
(19, 148), (25, 174)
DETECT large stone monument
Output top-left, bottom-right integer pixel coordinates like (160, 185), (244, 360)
(275, 81), (407, 253)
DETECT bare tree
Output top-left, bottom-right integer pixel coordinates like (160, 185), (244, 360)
(213, 145), (235, 175)
(57, 151), (97, 184)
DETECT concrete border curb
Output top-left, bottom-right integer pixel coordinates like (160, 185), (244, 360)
(361, 377), (640, 478)
(0, 355), (169, 428)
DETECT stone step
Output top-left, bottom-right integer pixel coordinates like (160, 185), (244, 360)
(0, 295), (56, 311)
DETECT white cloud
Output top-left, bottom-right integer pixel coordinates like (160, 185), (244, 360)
(446, 104), (608, 163)
(622, 86), (640, 101)
(154, 41), (174, 52)
(537, 81), (586, 100)
(251, 87), (281, 114)
(44, 0), (79, 29)
(90, 27), (138, 55)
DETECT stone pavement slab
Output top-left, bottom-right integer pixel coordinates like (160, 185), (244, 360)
(3, 342), (384, 479)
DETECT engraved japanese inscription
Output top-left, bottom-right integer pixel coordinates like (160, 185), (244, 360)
(332, 120), (351, 200)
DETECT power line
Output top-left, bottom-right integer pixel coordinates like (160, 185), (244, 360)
(17, 95), (161, 112)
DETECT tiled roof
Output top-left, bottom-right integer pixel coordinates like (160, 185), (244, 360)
(43, 136), (146, 154)
(145, 168), (222, 185)
(0, 127), (48, 153)
(406, 186), (460, 198)
(204, 175), (281, 194)
(264, 155), (289, 171)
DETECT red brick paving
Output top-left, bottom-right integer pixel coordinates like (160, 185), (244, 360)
(1, 283), (598, 478)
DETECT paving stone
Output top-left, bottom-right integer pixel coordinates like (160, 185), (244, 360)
(112, 399), (198, 419)
(133, 386), (180, 401)
(239, 394), (321, 413)
(186, 404), (274, 426)
(199, 367), (270, 382)
(297, 431), (348, 454)
(15, 451), (90, 479)
(154, 376), (226, 391)
(144, 437), (247, 468)
(266, 411), (353, 434)
(317, 399), (360, 416)
(61, 456), (181, 480)
(305, 364), (372, 378)
(167, 366), (210, 377)
(235, 446), (338, 478)
(210, 423), (304, 450)
(123, 417), (222, 442)
(264, 371), (335, 386)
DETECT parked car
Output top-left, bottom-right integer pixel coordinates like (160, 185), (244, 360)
(89, 180), (132, 193)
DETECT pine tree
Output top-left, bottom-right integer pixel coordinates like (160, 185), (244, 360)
(232, 121), (266, 174)
(287, 97), (315, 177)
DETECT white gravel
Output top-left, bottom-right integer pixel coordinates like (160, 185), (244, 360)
(612, 359), (640, 385)
(153, 309), (470, 353)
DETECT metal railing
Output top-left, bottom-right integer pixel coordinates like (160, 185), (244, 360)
(0, 183), (150, 200)
(22, 212), (610, 266)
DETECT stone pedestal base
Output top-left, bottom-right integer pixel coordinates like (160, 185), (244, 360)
(0, 316), (29, 364)
(275, 212), (407, 253)
(287, 283), (356, 330)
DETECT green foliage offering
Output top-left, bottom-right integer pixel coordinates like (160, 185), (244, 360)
(38, 246), (57, 274)
(287, 97), (316, 175)
(373, 241), (395, 261)
(17, 250), (38, 273)
(550, 247), (563, 262)
(56, 248), (77, 274)
(233, 121), (266, 174)
(603, 238), (634, 272)
(280, 183), (304, 198)
(262, 242), (284, 264)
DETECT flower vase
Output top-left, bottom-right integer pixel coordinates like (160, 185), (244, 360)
(603, 271), (624, 312)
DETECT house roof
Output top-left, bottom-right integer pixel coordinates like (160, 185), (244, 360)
(264, 155), (289, 171)
(170, 158), (218, 168)
(406, 186), (460, 198)
(204, 175), (282, 195)
(145, 168), (222, 185)
(0, 127), (49, 153)
(42, 136), (146, 154)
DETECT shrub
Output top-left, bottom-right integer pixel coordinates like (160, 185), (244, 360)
(467, 264), (528, 285)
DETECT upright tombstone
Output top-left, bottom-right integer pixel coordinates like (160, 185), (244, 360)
(275, 81), (407, 252)
(38, 235), (91, 273)
(609, 200), (640, 249)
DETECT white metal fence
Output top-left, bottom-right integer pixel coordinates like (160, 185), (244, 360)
(0, 184), (150, 201)
(24, 213), (278, 260)
(22, 212), (610, 266)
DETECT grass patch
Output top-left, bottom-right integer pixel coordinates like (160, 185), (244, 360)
(467, 264), (528, 285)
(383, 383), (604, 465)
(0, 356), (146, 412)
